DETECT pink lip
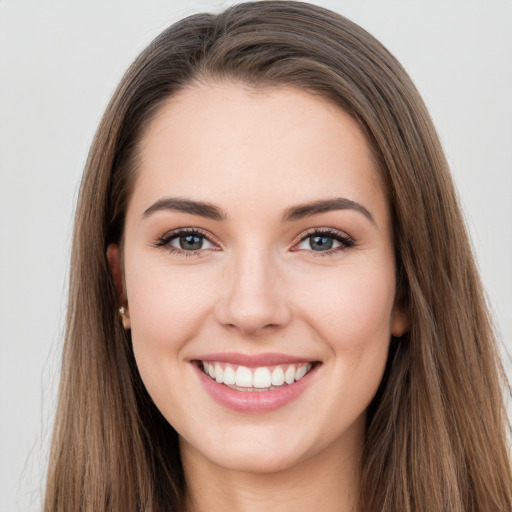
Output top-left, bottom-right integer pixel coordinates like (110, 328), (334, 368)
(194, 352), (314, 367)
(193, 360), (320, 413)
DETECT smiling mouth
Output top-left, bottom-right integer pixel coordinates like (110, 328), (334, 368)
(197, 361), (316, 392)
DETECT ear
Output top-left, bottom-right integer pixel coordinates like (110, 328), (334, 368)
(107, 244), (131, 329)
(391, 304), (409, 338)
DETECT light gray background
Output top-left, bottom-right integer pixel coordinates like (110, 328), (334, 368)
(1, 1), (511, 511)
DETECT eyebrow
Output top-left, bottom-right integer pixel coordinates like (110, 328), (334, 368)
(143, 196), (374, 224)
(143, 197), (227, 220)
(281, 197), (375, 224)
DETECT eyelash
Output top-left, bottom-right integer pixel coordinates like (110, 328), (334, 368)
(292, 228), (356, 257)
(153, 227), (220, 258)
(153, 227), (356, 258)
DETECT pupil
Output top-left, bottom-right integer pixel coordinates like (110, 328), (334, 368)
(310, 235), (333, 251)
(180, 234), (203, 250)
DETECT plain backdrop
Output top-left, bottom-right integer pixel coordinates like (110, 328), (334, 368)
(0, 1), (511, 511)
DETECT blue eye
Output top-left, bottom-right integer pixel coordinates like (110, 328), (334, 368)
(309, 235), (334, 251)
(155, 229), (216, 253)
(294, 229), (354, 253)
(173, 234), (205, 250)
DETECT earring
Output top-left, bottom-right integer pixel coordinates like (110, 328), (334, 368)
(118, 305), (131, 330)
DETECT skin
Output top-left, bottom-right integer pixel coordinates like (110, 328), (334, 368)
(109, 82), (408, 512)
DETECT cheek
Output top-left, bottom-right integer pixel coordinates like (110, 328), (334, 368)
(126, 260), (218, 364)
(294, 259), (396, 349)
(293, 256), (395, 405)
(294, 261), (395, 427)
(125, 261), (221, 424)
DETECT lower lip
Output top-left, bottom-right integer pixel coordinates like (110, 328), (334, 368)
(194, 363), (319, 413)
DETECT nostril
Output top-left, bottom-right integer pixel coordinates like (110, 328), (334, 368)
(224, 320), (287, 336)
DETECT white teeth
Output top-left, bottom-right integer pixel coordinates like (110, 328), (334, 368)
(235, 366), (253, 387)
(271, 366), (285, 386)
(214, 363), (224, 383)
(223, 365), (236, 385)
(284, 365), (296, 385)
(201, 361), (314, 389)
(253, 367), (272, 388)
(295, 364), (309, 380)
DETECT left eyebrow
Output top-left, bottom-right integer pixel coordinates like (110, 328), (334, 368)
(281, 197), (375, 225)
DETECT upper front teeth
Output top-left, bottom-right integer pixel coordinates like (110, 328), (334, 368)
(202, 361), (313, 389)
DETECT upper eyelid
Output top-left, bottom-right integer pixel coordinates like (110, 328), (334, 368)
(294, 227), (353, 242)
(155, 227), (222, 250)
(161, 227), (219, 242)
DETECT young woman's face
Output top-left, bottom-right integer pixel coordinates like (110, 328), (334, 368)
(116, 83), (407, 474)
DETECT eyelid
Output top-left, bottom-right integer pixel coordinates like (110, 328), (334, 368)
(290, 227), (355, 253)
(153, 227), (222, 251)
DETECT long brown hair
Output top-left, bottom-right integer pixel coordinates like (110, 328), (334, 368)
(44, 2), (512, 511)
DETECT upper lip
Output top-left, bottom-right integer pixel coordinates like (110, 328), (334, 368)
(193, 352), (318, 367)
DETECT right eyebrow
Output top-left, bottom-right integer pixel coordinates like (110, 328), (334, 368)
(143, 197), (227, 221)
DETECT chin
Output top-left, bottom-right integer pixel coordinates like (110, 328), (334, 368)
(180, 424), (315, 475)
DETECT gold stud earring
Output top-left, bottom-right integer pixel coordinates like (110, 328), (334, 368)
(119, 306), (128, 319)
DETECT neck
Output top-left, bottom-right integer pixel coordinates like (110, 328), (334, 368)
(181, 429), (362, 512)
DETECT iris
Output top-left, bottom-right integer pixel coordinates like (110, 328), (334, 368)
(180, 234), (203, 250)
(309, 235), (333, 251)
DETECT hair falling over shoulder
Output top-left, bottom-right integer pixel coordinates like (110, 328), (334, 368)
(44, 2), (512, 511)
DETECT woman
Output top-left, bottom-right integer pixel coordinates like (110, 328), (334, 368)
(44, 1), (512, 511)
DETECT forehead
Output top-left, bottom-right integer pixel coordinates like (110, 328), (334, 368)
(131, 82), (388, 225)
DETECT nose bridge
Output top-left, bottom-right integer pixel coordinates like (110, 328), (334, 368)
(216, 242), (291, 334)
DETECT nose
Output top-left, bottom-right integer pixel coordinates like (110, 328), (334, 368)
(214, 248), (292, 336)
